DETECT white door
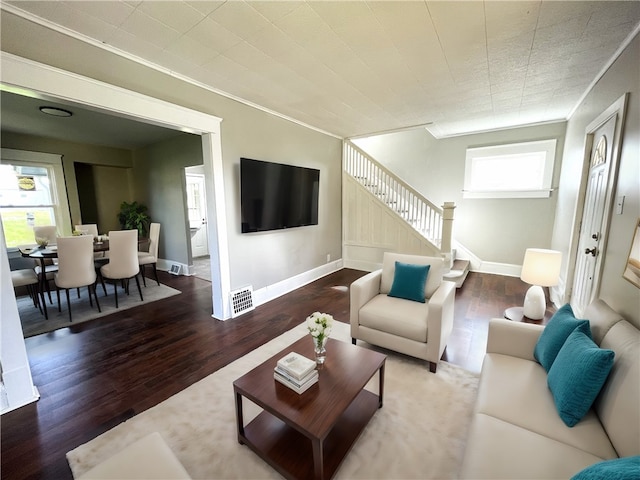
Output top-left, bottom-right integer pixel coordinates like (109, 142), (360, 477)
(186, 174), (209, 258)
(571, 96), (627, 315)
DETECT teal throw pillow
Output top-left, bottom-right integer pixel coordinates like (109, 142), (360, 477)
(571, 456), (640, 480)
(547, 329), (615, 427)
(534, 303), (592, 372)
(388, 261), (430, 303)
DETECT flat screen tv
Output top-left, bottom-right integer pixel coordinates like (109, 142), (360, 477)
(240, 158), (320, 233)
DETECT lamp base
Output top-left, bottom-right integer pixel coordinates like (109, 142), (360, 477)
(522, 285), (546, 320)
(504, 307), (546, 323)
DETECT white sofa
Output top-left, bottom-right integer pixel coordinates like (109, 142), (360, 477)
(460, 299), (640, 479)
(350, 252), (455, 373)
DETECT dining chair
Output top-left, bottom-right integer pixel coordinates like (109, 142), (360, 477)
(75, 223), (107, 260)
(55, 235), (101, 322)
(11, 268), (47, 319)
(100, 230), (143, 308)
(138, 222), (160, 286)
(32, 224), (60, 303)
(75, 224), (98, 238)
(33, 225), (58, 246)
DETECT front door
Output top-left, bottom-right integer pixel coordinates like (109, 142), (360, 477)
(186, 174), (209, 258)
(570, 95), (627, 316)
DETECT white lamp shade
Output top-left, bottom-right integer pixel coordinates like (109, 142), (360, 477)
(520, 248), (562, 287)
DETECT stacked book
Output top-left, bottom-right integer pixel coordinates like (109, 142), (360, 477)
(274, 352), (318, 394)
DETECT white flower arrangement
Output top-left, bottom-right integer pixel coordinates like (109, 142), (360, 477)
(306, 311), (334, 345)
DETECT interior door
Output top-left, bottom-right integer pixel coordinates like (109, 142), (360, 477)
(186, 174), (209, 258)
(570, 98), (625, 315)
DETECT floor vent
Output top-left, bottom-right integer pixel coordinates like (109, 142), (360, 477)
(230, 286), (254, 318)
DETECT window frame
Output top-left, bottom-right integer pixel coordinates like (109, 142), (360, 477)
(1, 148), (72, 246)
(463, 139), (557, 199)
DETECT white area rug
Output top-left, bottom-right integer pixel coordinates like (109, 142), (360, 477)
(67, 322), (479, 479)
(18, 281), (181, 337)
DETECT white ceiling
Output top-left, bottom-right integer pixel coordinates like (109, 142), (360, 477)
(2, 0), (640, 141)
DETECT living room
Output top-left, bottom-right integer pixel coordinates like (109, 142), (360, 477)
(1, 2), (639, 479)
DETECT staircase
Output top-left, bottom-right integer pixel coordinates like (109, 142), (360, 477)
(343, 141), (469, 287)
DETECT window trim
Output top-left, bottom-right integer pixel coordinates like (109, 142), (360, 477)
(1, 148), (72, 237)
(463, 139), (557, 199)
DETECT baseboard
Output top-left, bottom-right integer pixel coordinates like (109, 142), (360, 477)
(252, 260), (344, 308)
(157, 259), (190, 275)
(473, 261), (520, 277)
(342, 259), (380, 272)
(0, 385), (39, 416)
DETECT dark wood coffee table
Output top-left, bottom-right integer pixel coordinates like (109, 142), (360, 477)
(233, 335), (386, 480)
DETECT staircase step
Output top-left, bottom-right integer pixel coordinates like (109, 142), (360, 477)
(444, 259), (470, 288)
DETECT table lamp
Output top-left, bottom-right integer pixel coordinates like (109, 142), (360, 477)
(519, 248), (562, 320)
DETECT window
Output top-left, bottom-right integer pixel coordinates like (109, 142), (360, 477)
(1, 149), (72, 247)
(463, 139), (557, 199)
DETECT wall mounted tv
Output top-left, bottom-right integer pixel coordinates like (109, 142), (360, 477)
(240, 157), (320, 233)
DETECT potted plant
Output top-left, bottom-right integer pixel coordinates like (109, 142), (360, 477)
(117, 201), (151, 237)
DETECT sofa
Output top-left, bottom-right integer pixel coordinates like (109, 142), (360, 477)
(350, 252), (455, 373)
(459, 299), (639, 479)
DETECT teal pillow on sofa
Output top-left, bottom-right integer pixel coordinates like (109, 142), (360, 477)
(534, 303), (591, 372)
(388, 261), (430, 303)
(547, 329), (615, 427)
(571, 456), (640, 480)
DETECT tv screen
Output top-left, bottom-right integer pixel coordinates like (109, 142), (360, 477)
(240, 158), (320, 233)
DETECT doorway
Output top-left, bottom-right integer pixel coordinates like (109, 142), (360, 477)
(570, 94), (628, 316)
(2, 53), (230, 319)
(185, 167), (212, 282)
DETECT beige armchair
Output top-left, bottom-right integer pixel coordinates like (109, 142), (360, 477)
(350, 252), (456, 373)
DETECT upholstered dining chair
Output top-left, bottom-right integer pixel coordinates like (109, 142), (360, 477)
(32, 225), (59, 304)
(11, 268), (47, 319)
(33, 225), (58, 246)
(100, 230), (143, 308)
(75, 223), (106, 259)
(138, 222), (160, 286)
(75, 224), (98, 238)
(350, 252), (456, 373)
(54, 235), (101, 322)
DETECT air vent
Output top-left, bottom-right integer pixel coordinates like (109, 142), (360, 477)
(230, 286), (254, 318)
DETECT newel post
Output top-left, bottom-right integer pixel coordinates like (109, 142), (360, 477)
(441, 202), (456, 267)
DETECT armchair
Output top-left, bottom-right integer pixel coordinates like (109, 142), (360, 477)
(350, 252), (456, 373)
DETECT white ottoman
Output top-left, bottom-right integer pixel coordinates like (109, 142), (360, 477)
(77, 432), (191, 479)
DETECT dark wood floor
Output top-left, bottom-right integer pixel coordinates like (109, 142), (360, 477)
(2, 268), (549, 480)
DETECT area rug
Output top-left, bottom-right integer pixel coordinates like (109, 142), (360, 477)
(17, 281), (181, 338)
(66, 322), (479, 479)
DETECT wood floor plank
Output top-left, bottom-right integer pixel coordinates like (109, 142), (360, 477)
(2, 268), (549, 479)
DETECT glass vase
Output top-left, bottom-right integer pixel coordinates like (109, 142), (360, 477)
(313, 336), (328, 366)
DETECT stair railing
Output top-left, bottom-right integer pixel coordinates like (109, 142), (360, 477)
(343, 140), (454, 254)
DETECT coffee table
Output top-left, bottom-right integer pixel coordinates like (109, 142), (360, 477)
(233, 335), (386, 480)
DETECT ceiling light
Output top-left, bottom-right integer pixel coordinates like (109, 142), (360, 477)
(39, 106), (73, 117)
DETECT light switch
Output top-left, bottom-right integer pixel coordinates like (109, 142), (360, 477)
(616, 196), (625, 214)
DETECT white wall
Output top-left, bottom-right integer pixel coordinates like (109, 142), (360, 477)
(0, 11), (343, 297)
(553, 32), (640, 328)
(0, 223), (38, 414)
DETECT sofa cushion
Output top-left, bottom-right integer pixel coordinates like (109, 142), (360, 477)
(358, 294), (428, 342)
(388, 261), (430, 303)
(570, 456), (640, 480)
(476, 353), (617, 459)
(534, 303), (591, 372)
(584, 299), (626, 346)
(594, 320), (640, 458)
(548, 330), (615, 427)
(459, 413), (606, 479)
(380, 253), (443, 299)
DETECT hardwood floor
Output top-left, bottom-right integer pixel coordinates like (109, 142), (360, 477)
(2, 268), (548, 480)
